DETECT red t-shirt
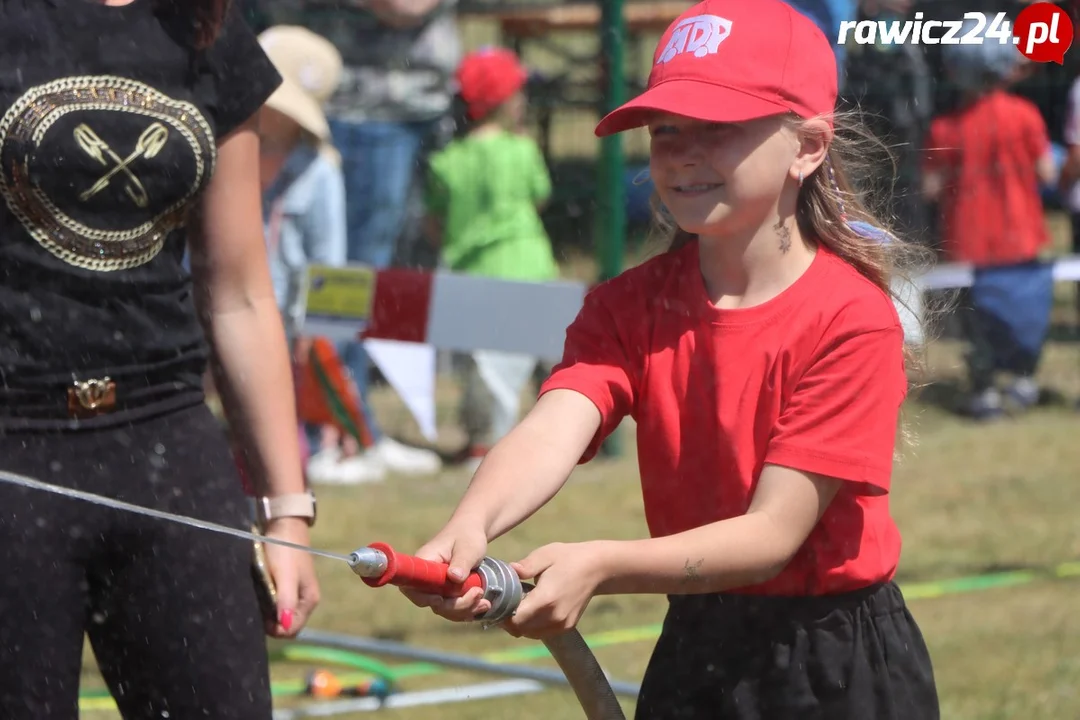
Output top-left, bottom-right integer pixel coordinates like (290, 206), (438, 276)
(540, 243), (908, 596)
(922, 90), (1050, 266)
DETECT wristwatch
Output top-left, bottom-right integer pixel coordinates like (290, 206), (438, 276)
(257, 492), (317, 528)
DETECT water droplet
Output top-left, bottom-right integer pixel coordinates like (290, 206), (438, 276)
(29, 307), (42, 322)
(49, 460), (62, 472)
(154, 443), (166, 455)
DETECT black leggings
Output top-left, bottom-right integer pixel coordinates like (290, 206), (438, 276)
(0, 403), (272, 719)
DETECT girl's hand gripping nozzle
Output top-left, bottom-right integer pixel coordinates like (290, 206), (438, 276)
(348, 542), (524, 623)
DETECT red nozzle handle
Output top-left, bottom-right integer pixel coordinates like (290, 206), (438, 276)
(361, 542), (484, 597)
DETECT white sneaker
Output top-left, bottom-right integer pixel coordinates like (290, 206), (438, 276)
(306, 446), (385, 485)
(371, 437), (442, 476)
(305, 447), (342, 484)
(1007, 377), (1039, 409)
(332, 453), (388, 485)
(967, 387), (1003, 420)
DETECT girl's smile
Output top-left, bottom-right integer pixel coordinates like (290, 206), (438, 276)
(670, 182), (724, 196)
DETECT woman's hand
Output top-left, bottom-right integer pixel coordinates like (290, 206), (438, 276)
(399, 522), (491, 621)
(263, 517), (321, 638)
(501, 541), (611, 640)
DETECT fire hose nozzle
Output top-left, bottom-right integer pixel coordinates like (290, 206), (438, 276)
(347, 543), (524, 625)
(347, 547), (389, 578)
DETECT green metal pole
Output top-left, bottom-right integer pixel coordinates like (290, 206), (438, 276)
(597, 0), (627, 458)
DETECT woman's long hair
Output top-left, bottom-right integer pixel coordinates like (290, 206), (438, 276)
(156, 0), (231, 49)
(190, 0), (231, 48)
(1, 0), (232, 58)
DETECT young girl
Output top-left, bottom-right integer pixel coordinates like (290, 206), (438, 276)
(400, 0), (940, 717)
(425, 46), (561, 470)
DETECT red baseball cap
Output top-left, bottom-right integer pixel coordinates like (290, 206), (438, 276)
(594, 0), (838, 137)
(455, 47), (528, 121)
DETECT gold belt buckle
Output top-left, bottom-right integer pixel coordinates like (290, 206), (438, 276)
(67, 377), (117, 418)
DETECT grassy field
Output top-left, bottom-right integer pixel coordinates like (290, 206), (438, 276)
(79, 216), (1080, 719)
(262, 346), (1080, 720)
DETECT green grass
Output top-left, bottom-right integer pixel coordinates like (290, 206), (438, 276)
(78, 215), (1080, 718)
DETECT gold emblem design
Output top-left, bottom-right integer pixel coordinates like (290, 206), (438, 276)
(0, 76), (216, 272)
(74, 122), (170, 208)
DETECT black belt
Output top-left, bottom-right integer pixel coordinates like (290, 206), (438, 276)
(0, 373), (201, 422)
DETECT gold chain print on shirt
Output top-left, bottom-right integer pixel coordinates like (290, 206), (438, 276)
(0, 76), (216, 272)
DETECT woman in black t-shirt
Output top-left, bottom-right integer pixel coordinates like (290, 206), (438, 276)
(0, 0), (319, 716)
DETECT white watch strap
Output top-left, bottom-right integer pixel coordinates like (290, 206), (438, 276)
(259, 493), (316, 526)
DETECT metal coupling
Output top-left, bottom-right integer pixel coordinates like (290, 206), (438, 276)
(473, 557), (523, 625)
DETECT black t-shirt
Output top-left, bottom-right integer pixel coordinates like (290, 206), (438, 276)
(0, 0), (281, 427)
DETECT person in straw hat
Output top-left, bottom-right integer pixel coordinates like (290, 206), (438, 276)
(254, 26), (361, 485)
(257, 26), (443, 485)
(257, 25), (347, 343)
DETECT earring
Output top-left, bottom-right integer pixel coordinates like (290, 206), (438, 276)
(797, 170), (803, 187)
(631, 166), (651, 187)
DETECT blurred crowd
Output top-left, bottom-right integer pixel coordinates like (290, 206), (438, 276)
(230, 0), (559, 488)
(232, 0), (1080, 487)
(796, 0), (1079, 419)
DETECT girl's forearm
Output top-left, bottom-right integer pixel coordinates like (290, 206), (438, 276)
(593, 513), (794, 596)
(207, 298), (306, 497)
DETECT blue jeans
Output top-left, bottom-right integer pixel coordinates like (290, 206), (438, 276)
(329, 118), (436, 442)
(329, 118), (433, 266)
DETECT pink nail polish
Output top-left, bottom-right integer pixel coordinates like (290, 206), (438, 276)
(279, 609), (294, 631)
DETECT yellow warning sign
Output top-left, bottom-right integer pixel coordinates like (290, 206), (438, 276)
(303, 264), (376, 321)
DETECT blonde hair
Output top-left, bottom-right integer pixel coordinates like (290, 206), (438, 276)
(644, 110), (943, 444)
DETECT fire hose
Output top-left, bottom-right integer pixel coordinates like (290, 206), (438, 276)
(347, 542), (627, 720)
(0, 469), (630, 720)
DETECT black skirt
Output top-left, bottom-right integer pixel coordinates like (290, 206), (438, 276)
(635, 582), (939, 720)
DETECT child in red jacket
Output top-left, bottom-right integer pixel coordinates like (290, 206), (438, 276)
(922, 27), (1056, 419)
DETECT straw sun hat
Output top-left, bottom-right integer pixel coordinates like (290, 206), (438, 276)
(257, 26), (343, 146)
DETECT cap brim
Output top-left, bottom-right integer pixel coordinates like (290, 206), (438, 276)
(594, 80), (791, 137)
(265, 78), (331, 142)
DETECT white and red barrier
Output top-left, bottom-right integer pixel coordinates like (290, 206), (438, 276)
(302, 266), (586, 362)
(300, 256), (1080, 441)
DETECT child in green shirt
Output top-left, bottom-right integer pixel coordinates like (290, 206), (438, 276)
(425, 47), (560, 468)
